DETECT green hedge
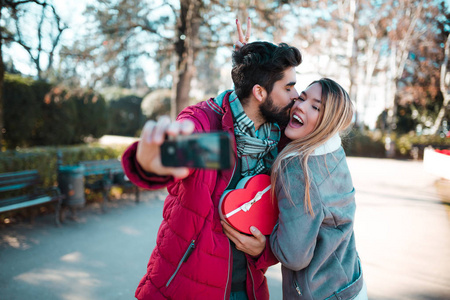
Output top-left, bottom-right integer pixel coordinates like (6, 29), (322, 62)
(0, 145), (124, 188)
(108, 95), (145, 137)
(343, 129), (386, 158)
(3, 74), (42, 148)
(3, 74), (109, 149)
(342, 129), (450, 159)
(394, 133), (450, 159)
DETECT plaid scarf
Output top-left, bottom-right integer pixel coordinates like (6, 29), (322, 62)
(212, 90), (281, 177)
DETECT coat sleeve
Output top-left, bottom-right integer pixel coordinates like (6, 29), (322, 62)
(248, 238), (279, 270)
(269, 160), (324, 271)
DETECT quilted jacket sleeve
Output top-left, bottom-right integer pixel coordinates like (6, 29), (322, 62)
(249, 238), (279, 270)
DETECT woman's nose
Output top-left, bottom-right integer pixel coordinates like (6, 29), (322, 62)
(293, 99), (305, 112)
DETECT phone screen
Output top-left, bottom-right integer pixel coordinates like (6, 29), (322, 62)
(161, 132), (232, 169)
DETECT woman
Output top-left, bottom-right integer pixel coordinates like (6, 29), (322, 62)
(269, 78), (367, 299)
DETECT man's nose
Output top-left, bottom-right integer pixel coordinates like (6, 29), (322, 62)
(290, 88), (299, 99)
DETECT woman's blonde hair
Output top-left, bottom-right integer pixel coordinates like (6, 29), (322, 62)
(271, 78), (354, 215)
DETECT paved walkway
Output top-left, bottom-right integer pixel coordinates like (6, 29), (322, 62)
(347, 158), (450, 300)
(1, 157), (449, 300)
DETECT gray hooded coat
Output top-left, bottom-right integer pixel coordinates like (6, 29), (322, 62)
(270, 139), (364, 300)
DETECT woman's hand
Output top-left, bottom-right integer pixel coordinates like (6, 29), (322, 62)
(234, 17), (251, 51)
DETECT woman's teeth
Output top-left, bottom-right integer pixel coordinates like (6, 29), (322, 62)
(293, 114), (303, 125)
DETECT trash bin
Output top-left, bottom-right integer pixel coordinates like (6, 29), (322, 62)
(113, 171), (127, 185)
(58, 165), (85, 208)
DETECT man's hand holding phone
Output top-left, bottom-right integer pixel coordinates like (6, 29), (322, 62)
(136, 116), (195, 180)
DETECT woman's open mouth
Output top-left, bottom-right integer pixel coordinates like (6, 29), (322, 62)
(289, 113), (304, 128)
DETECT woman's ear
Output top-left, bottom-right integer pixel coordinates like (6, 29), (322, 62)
(252, 85), (267, 103)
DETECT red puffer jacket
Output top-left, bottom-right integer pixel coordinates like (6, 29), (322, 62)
(122, 92), (279, 300)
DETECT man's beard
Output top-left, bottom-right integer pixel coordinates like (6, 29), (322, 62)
(259, 95), (293, 127)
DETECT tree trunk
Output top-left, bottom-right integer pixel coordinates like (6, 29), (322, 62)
(360, 24), (379, 129)
(387, 0), (424, 134)
(431, 34), (450, 135)
(175, 67), (194, 115)
(347, 0), (359, 127)
(172, 0), (202, 116)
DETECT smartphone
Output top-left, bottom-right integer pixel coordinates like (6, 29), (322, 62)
(161, 132), (233, 170)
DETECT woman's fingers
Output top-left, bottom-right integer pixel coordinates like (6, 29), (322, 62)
(236, 18), (245, 43)
(235, 40), (244, 48)
(245, 17), (251, 43)
(236, 17), (251, 44)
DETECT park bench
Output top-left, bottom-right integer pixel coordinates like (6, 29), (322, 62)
(79, 159), (140, 210)
(0, 170), (64, 226)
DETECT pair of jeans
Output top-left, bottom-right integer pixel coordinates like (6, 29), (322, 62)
(229, 291), (248, 300)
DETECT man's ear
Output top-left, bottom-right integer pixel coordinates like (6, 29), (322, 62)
(252, 85), (267, 103)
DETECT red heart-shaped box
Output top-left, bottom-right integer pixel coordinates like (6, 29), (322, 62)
(219, 174), (279, 235)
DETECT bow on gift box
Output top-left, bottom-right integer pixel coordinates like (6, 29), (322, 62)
(219, 174), (279, 235)
(224, 184), (272, 217)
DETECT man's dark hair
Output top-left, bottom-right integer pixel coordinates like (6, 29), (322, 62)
(231, 41), (302, 103)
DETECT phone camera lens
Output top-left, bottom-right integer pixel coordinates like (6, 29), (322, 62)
(167, 146), (175, 155)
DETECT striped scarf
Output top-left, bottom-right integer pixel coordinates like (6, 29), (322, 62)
(211, 90), (281, 177)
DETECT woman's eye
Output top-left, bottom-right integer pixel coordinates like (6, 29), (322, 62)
(313, 106), (320, 111)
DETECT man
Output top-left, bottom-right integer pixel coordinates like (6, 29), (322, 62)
(122, 41), (302, 300)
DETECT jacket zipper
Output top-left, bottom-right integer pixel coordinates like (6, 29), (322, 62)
(223, 155), (237, 299)
(247, 261), (257, 300)
(294, 279), (302, 296)
(223, 239), (232, 300)
(166, 239), (196, 287)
